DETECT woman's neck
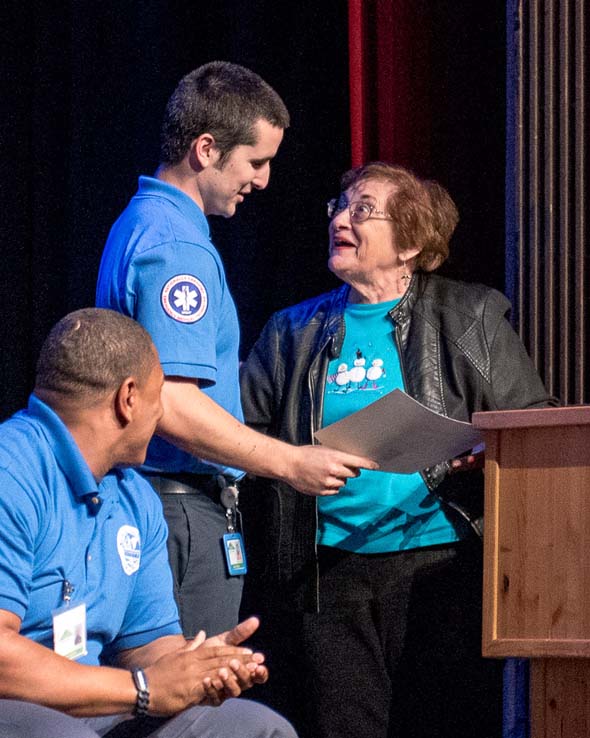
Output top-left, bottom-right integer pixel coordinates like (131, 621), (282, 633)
(347, 273), (411, 304)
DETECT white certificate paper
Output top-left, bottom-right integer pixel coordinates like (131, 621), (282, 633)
(314, 389), (483, 474)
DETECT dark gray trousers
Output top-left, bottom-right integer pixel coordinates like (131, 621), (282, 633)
(0, 698), (297, 738)
(147, 476), (244, 638)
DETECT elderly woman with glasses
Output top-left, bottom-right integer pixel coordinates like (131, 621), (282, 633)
(239, 163), (554, 738)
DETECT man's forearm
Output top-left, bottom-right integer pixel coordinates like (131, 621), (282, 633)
(115, 634), (187, 670)
(0, 621), (265, 717)
(0, 625), (135, 716)
(157, 378), (376, 495)
(158, 378), (291, 479)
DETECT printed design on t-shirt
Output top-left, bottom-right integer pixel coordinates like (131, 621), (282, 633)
(161, 274), (208, 323)
(327, 348), (386, 394)
(116, 525), (141, 575)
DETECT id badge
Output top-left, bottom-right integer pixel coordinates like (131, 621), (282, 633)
(52, 602), (88, 660)
(223, 532), (248, 576)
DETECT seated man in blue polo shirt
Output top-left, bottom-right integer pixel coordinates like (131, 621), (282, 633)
(0, 308), (296, 738)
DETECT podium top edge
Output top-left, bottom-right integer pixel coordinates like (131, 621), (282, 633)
(472, 405), (590, 429)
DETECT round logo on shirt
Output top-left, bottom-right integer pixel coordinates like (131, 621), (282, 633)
(161, 274), (208, 323)
(117, 525), (141, 576)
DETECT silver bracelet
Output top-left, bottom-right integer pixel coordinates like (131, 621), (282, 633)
(131, 668), (150, 718)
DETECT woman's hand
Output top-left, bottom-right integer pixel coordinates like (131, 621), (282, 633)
(449, 450), (485, 474)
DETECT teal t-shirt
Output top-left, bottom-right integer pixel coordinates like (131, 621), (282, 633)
(318, 299), (460, 553)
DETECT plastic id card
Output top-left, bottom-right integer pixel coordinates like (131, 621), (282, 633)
(222, 532), (248, 576)
(52, 602), (88, 660)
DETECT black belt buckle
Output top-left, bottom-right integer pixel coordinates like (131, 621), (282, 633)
(146, 472), (217, 500)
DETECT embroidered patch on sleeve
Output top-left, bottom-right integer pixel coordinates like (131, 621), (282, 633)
(160, 274), (208, 323)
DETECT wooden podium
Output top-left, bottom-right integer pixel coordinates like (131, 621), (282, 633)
(472, 406), (590, 738)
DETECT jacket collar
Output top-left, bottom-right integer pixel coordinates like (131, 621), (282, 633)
(389, 271), (425, 323)
(326, 271), (427, 340)
(323, 284), (349, 358)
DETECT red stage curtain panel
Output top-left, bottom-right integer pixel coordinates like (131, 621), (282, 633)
(348, 0), (430, 169)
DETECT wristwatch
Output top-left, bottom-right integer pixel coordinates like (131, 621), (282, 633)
(131, 668), (150, 717)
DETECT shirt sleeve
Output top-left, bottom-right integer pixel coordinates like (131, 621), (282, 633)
(0, 469), (40, 619)
(105, 474), (181, 655)
(128, 241), (225, 385)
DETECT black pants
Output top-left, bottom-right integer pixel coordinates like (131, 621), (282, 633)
(244, 541), (502, 738)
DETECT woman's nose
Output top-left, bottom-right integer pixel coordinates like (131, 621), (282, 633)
(331, 207), (351, 228)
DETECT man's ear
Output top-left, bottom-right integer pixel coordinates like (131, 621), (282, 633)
(189, 133), (220, 170)
(114, 377), (137, 427)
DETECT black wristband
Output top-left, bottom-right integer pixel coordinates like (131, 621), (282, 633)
(131, 668), (150, 718)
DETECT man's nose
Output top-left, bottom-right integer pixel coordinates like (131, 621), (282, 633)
(252, 163), (271, 190)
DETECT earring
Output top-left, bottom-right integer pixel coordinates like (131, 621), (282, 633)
(400, 260), (411, 283)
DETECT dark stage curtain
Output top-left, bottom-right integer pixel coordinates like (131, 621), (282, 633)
(0, 1), (351, 419)
(346, 0), (507, 289)
(506, 0), (589, 406)
(348, 0), (431, 170)
(1, 1), (506, 423)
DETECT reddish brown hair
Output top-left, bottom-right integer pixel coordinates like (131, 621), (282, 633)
(340, 162), (458, 271)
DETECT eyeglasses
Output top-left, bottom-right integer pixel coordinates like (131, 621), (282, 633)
(327, 196), (393, 223)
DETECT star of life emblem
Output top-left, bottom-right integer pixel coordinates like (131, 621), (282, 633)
(117, 525), (141, 576)
(161, 274), (208, 323)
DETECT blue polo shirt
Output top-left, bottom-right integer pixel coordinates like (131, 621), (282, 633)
(96, 176), (243, 477)
(0, 395), (181, 666)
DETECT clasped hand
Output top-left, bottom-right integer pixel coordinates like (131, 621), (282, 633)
(145, 616), (267, 714)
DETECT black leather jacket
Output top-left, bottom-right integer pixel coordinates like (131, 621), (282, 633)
(240, 273), (555, 611)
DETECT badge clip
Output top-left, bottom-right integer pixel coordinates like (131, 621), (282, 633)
(218, 477), (247, 576)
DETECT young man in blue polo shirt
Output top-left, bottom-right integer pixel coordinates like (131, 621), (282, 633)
(0, 308), (296, 738)
(96, 61), (376, 637)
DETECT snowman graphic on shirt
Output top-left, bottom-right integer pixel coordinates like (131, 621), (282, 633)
(328, 348), (386, 394)
(366, 358), (385, 388)
(349, 349), (367, 389)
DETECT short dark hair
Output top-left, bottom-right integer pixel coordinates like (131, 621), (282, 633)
(35, 309), (156, 404)
(160, 61), (290, 166)
(340, 162), (458, 271)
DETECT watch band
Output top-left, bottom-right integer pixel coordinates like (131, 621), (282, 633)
(131, 667), (150, 717)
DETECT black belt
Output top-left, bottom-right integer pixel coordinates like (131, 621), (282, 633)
(144, 472), (235, 504)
